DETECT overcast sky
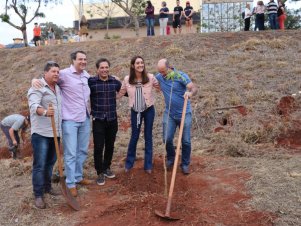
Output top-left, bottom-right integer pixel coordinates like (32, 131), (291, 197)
(0, 0), (300, 45)
(0, 1), (76, 45)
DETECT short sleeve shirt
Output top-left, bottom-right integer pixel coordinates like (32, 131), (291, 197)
(1, 114), (25, 131)
(160, 7), (169, 18)
(184, 6), (193, 17)
(156, 70), (192, 119)
(174, 6), (183, 19)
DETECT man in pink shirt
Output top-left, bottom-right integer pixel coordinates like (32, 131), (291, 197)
(32, 51), (92, 197)
(59, 51), (92, 197)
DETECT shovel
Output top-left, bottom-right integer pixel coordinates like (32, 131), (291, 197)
(50, 105), (80, 211)
(155, 95), (189, 220)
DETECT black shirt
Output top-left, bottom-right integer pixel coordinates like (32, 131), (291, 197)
(184, 6), (193, 17)
(174, 6), (183, 19)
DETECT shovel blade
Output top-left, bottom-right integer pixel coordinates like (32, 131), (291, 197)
(59, 177), (80, 211)
(154, 210), (180, 221)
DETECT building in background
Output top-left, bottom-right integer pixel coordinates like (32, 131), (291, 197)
(201, 0), (252, 32)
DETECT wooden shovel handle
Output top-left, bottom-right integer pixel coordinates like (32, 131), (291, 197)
(165, 95), (189, 216)
(49, 103), (64, 178)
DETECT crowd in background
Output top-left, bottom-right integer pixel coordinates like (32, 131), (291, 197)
(244, 0), (287, 31)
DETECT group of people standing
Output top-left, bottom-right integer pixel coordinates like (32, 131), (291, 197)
(9, 51), (197, 209)
(244, 0), (286, 31)
(145, 0), (195, 36)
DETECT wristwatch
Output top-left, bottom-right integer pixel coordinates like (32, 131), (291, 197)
(42, 109), (47, 117)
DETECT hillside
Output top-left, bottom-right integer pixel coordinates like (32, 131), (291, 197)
(0, 30), (300, 225)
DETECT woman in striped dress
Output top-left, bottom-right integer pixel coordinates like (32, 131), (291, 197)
(118, 56), (160, 174)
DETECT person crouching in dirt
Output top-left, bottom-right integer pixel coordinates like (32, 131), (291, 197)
(117, 56), (160, 174)
(0, 114), (30, 159)
(28, 61), (62, 209)
(88, 58), (122, 186)
(156, 59), (198, 175)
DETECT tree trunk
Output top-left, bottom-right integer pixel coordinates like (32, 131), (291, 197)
(106, 17), (109, 32)
(133, 15), (139, 37)
(21, 23), (28, 47)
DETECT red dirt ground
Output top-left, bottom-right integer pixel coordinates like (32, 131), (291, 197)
(277, 96), (297, 116)
(54, 156), (275, 226)
(0, 143), (32, 160)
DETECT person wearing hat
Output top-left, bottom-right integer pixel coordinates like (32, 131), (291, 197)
(0, 114), (30, 159)
(184, 1), (194, 33)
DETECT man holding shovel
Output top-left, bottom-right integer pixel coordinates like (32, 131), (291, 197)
(28, 61), (62, 209)
(32, 51), (93, 197)
(156, 59), (197, 174)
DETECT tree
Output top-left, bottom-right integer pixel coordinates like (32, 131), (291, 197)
(40, 22), (64, 40)
(0, 0), (56, 46)
(87, 0), (117, 36)
(111, 0), (146, 37)
(285, 8), (301, 29)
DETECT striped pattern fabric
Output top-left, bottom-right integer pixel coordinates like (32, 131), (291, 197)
(267, 1), (278, 14)
(133, 82), (146, 128)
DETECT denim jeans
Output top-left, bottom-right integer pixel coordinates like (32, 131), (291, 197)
(125, 106), (155, 171)
(0, 124), (20, 150)
(269, 13), (277, 30)
(93, 118), (118, 175)
(162, 112), (192, 168)
(145, 18), (155, 36)
(31, 133), (58, 197)
(62, 117), (90, 188)
(159, 18), (168, 35)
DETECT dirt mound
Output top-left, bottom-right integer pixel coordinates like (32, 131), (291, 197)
(0, 143), (32, 160)
(277, 96), (297, 116)
(70, 156), (275, 226)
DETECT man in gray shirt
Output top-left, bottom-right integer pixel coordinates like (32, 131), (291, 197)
(0, 114), (30, 159)
(28, 61), (62, 209)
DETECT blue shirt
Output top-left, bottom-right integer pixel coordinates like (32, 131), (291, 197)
(156, 69), (191, 119)
(160, 7), (169, 18)
(88, 75), (121, 121)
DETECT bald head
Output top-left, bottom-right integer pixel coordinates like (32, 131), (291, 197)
(157, 58), (169, 76)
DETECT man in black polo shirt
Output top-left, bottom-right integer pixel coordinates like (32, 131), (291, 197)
(88, 58), (121, 186)
(173, 0), (184, 34)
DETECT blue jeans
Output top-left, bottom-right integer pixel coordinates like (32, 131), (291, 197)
(125, 106), (155, 171)
(162, 112), (192, 168)
(31, 133), (58, 197)
(269, 13), (277, 30)
(62, 117), (90, 188)
(145, 18), (155, 36)
(0, 124), (20, 150)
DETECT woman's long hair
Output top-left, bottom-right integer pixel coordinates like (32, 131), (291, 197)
(129, 56), (149, 85)
(147, 1), (153, 8)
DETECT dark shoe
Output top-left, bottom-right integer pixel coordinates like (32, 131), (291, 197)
(145, 169), (152, 174)
(10, 146), (17, 160)
(69, 187), (77, 197)
(77, 178), (93, 185)
(96, 174), (105, 186)
(45, 188), (61, 196)
(181, 166), (190, 175)
(104, 169), (115, 179)
(34, 197), (46, 209)
(166, 160), (174, 171)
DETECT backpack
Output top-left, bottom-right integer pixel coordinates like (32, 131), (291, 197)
(242, 12), (245, 19)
